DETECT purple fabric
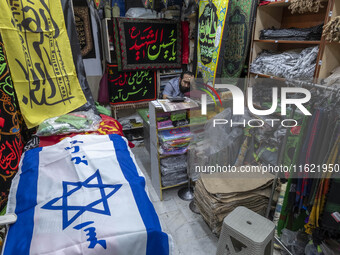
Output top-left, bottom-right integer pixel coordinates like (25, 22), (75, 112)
(98, 70), (109, 104)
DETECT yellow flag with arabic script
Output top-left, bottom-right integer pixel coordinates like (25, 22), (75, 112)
(0, 0), (87, 128)
(196, 0), (230, 85)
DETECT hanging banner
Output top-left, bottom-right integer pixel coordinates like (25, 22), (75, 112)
(0, 35), (23, 212)
(107, 64), (157, 105)
(196, 0), (231, 85)
(218, 0), (257, 79)
(0, 0), (87, 128)
(114, 18), (182, 71)
(74, 6), (96, 59)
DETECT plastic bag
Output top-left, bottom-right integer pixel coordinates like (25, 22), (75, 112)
(161, 171), (188, 187)
(280, 229), (309, 255)
(160, 155), (187, 175)
(305, 241), (323, 255)
(125, 8), (158, 18)
(36, 109), (101, 136)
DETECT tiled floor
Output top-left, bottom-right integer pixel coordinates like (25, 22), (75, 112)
(131, 145), (282, 255)
(131, 145), (218, 255)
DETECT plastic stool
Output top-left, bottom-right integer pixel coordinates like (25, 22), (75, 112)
(216, 206), (275, 255)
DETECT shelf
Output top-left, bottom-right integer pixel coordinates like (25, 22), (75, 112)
(326, 41), (340, 45)
(159, 152), (187, 159)
(160, 72), (181, 76)
(250, 72), (286, 81)
(122, 126), (143, 131)
(250, 72), (316, 82)
(259, 0), (328, 8)
(254, 40), (320, 45)
(161, 181), (188, 190)
(260, 0), (290, 8)
(157, 122), (205, 131)
(318, 42), (340, 79)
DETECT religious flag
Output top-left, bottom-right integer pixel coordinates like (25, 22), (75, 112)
(196, 0), (231, 85)
(2, 134), (171, 255)
(0, 0), (87, 128)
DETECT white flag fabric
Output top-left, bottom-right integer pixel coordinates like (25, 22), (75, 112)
(2, 134), (172, 255)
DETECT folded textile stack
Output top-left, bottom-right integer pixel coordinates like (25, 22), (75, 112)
(36, 109), (101, 136)
(288, 0), (324, 14)
(161, 171), (188, 187)
(260, 24), (323, 41)
(250, 46), (318, 80)
(158, 127), (192, 155)
(194, 171), (276, 235)
(160, 154), (188, 187)
(323, 17), (340, 42)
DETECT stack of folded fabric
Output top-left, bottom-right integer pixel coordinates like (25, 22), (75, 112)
(157, 112), (173, 129)
(194, 170), (276, 235)
(250, 46), (319, 80)
(188, 109), (207, 124)
(288, 0), (324, 14)
(260, 24), (323, 41)
(158, 127), (192, 155)
(171, 110), (189, 127)
(323, 17), (340, 42)
(160, 154), (188, 187)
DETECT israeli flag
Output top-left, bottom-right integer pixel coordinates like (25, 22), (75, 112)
(2, 134), (171, 255)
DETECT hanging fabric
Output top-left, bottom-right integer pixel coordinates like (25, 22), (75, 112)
(0, 34), (23, 212)
(0, 0), (87, 128)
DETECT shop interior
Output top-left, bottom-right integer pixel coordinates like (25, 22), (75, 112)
(0, 0), (340, 254)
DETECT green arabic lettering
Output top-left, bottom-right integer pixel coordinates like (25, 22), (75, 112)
(117, 89), (123, 101)
(199, 7), (217, 43)
(0, 55), (6, 76)
(148, 43), (162, 60)
(207, 10), (216, 38)
(142, 87), (148, 96)
(169, 38), (177, 61)
(1, 76), (15, 97)
(148, 38), (177, 61)
(199, 25), (207, 43)
(135, 72), (143, 85)
(136, 71), (148, 84)
(122, 87), (143, 101)
(128, 72), (137, 85)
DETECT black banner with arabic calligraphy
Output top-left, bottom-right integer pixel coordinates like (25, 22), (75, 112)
(114, 18), (181, 71)
(107, 64), (157, 105)
(0, 35), (23, 212)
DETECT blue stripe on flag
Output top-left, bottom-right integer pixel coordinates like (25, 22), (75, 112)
(109, 134), (169, 255)
(3, 147), (42, 255)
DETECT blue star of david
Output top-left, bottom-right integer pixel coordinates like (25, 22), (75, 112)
(42, 170), (122, 230)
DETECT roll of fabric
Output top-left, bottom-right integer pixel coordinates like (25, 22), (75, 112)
(323, 17), (340, 42)
(288, 0), (324, 14)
